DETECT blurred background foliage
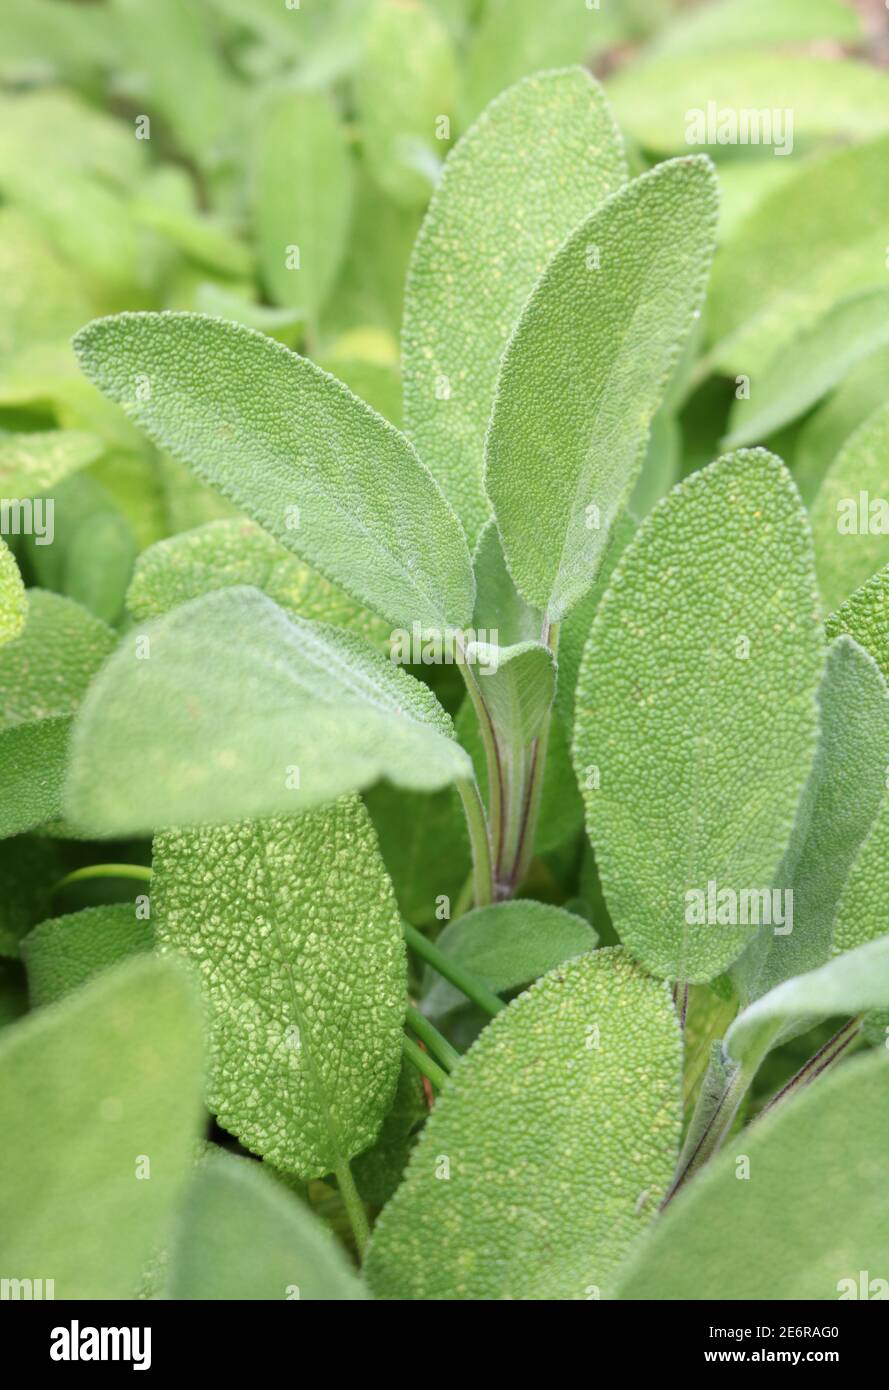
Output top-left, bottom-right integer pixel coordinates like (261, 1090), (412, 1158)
(1, 0), (889, 1094)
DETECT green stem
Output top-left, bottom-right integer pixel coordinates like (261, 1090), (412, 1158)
(503, 621), (560, 896)
(402, 1033), (449, 1090)
(53, 863), (153, 893)
(496, 741), (527, 895)
(405, 1004), (460, 1073)
(333, 1157), (370, 1260)
(402, 921), (505, 1018)
(458, 647), (504, 872)
(664, 1055), (755, 1205)
(456, 777), (493, 909)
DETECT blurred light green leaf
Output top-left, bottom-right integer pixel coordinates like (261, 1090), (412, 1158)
(0, 430), (103, 498)
(21, 904), (153, 1007)
(810, 404), (889, 611)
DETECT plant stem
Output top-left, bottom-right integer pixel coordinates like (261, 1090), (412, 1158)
(456, 777), (493, 908)
(333, 1157), (370, 1260)
(53, 862), (153, 893)
(402, 1033), (449, 1090)
(405, 1005), (460, 1073)
(402, 921), (505, 1018)
(458, 645), (504, 870)
(496, 741), (527, 896)
(502, 621), (560, 896)
(756, 1016), (862, 1122)
(664, 1055), (754, 1206)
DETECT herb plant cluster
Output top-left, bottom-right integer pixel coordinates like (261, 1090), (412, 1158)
(2, 0), (889, 1303)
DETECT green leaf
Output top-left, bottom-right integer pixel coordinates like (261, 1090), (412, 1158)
(460, 2), (626, 125)
(647, 0), (862, 56)
(126, 519), (390, 649)
(194, 283), (304, 344)
(810, 405), (889, 611)
(0, 538), (25, 647)
(253, 89), (353, 321)
(794, 345), (889, 504)
(486, 156), (718, 621)
(0, 429), (103, 497)
(831, 795), (889, 956)
(471, 518), (541, 647)
(169, 1151), (368, 1300)
(26, 473), (138, 627)
(64, 587), (471, 836)
(707, 136), (889, 376)
(0, 591), (117, 838)
(727, 937), (889, 1068)
(74, 312), (474, 632)
(614, 1049), (889, 1299)
(825, 561), (889, 675)
(403, 68), (627, 545)
(423, 899), (598, 1019)
(365, 948), (681, 1300)
(153, 798), (406, 1178)
(130, 199), (252, 280)
(0, 208), (92, 365)
(353, 1059), (427, 1207)
(0, 955), (205, 1299)
(358, 0), (456, 208)
(574, 451), (824, 983)
(725, 288), (889, 448)
(607, 54), (889, 157)
(467, 640), (555, 748)
(21, 904), (153, 1007)
(734, 636), (889, 1003)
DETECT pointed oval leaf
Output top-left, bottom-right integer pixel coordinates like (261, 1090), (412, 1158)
(573, 451), (825, 983)
(169, 1152), (368, 1301)
(365, 948), (681, 1300)
(810, 404), (889, 611)
(153, 799), (406, 1178)
(64, 587), (471, 836)
(403, 68), (627, 544)
(423, 899), (598, 1019)
(73, 312), (474, 631)
(734, 636), (889, 1003)
(0, 955), (204, 1299)
(830, 797), (889, 956)
(358, 0), (457, 209)
(826, 561), (889, 673)
(612, 1050), (889, 1300)
(486, 156), (718, 621)
(21, 904), (153, 1007)
(253, 89), (353, 320)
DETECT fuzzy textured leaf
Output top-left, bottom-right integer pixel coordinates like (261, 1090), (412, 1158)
(21, 904), (153, 1007)
(486, 157), (718, 621)
(0, 538), (25, 647)
(152, 798), (406, 1178)
(810, 404), (889, 611)
(74, 312), (474, 631)
(0, 955), (204, 1299)
(573, 451), (824, 983)
(403, 68), (627, 544)
(366, 948), (681, 1300)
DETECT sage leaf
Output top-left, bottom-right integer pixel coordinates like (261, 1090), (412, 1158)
(826, 562), (889, 674)
(423, 899), (598, 1019)
(365, 782), (469, 926)
(0, 539), (25, 647)
(648, 0), (861, 57)
(727, 937), (889, 1068)
(466, 640), (556, 748)
(707, 135), (889, 375)
(74, 312), (474, 631)
(358, 0), (457, 208)
(795, 346), (889, 504)
(403, 68), (627, 544)
(0, 835), (64, 957)
(253, 90), (353, 321)
(0, 591), (116, 838)
(830, 797), (889, 956)
(64, 587), (471, 836)
(810, 404), (889, 611)
(0, 429), (102, 497)
(724, 288), (889, 448)
(734, 637), (889, 1003)
(613, 1050), (889, 1300)
(169, 1152), (368, 1301)
(574, 451), (824, 983)
(366, 948), (681, 1300)
(0, 955), (204, 1299)
(486, 156), (718, 621)
(152, 798), (406, 1178)
(21, 904), (153, 1007)
(126, 518), (390, 649)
